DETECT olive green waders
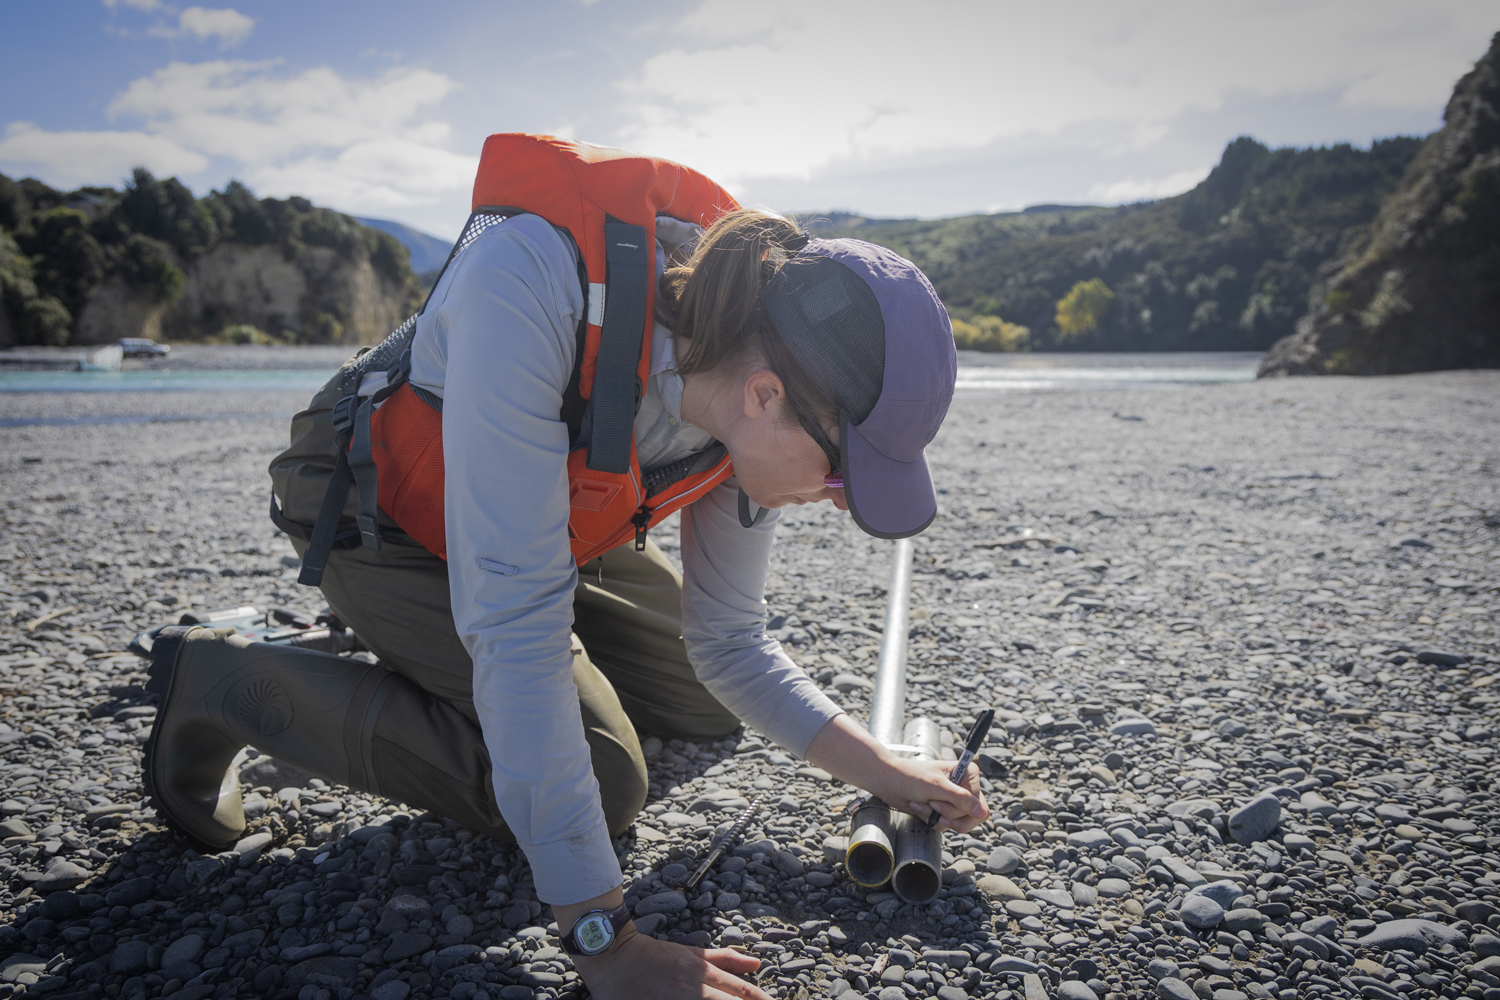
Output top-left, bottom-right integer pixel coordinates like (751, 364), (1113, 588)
(143, 539), (738, 852)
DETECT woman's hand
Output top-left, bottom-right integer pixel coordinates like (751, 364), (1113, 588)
(872, 752), (989, 833)
(574, 930), (770, 1000)
(804, 714), (990, 833)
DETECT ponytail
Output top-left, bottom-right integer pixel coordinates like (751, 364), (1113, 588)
(661, 209), (836, 432)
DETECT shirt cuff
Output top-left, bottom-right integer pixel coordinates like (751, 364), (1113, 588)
(517, 821), (624, 905)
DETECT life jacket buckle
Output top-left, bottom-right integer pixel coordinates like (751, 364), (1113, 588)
(387, 348), (412, 386)
(331, 394), (358, 437)
(357, 518), (381, 551)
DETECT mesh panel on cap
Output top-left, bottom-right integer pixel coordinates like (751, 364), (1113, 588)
(763, 255), (885, 424)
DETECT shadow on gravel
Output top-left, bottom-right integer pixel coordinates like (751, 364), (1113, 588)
(12, 719), (1021, 1000)
(0, 707), (1053, 1000)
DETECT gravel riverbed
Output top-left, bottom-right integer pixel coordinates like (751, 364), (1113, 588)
(1, 370), (1498, 1000)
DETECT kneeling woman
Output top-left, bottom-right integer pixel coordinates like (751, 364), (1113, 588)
(143, 137), (986, 999)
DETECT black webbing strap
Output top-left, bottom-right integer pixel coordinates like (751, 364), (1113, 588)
(347, 349), (413, 553)
(297, 349), (411, 585)
(348, 396), (382, 550)
(587, 217), (649, 474)
(298, 450), (355, 587)
(738, 488), (768, 529)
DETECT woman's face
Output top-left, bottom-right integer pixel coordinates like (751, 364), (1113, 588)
(721, 368), (848, 513)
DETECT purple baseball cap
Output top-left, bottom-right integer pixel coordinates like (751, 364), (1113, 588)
(761, 237), (956, 538)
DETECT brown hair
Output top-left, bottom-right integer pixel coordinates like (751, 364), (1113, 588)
(658, 209), (839, 456)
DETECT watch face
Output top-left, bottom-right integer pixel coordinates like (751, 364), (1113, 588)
(576, 914), (612, 955)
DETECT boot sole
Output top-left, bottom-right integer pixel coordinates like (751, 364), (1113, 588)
(142, 625), (238, 853)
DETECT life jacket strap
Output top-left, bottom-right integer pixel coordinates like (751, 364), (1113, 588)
(738, 488), (768, 529)
(587, 217), (649, 474)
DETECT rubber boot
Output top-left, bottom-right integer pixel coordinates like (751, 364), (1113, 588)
(142, 626), (644, 851)
(142, 625), (403, 849)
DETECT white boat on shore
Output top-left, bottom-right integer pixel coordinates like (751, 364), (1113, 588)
(78, 345), (123, 371)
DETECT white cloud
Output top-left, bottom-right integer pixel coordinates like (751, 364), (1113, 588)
(614, 0), (1498, 190)
(102, 0), (164, 10)
(0, 122), (207, 186)
(145, 7), (256, 48)
(1088, 167), (1213, 205)
(176, 7), (256, 47)
(0, 60), (475, 227)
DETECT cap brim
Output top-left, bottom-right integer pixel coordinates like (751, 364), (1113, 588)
(840, 412), (937, 539)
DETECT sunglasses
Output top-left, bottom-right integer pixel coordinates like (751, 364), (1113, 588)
(798, 411), (844, 490)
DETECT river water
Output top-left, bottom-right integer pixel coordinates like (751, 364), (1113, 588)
(953, 351), (1260, 395)
(1, 351), (1262, 396)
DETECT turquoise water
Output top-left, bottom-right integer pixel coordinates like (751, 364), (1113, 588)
(1, 353), (1261, 395)
(953, 351), (1260, 394)
(953, 364), (1257, 393)
(0, 369), (337, 393)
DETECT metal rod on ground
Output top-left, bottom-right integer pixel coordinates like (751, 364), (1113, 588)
(844, 538), (943, 904)
(682, 794), (762, 893)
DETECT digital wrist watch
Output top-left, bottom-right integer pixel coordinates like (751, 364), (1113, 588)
(560, 903), (632, 957)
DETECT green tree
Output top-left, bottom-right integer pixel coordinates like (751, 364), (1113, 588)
(117, 167), (218, 259)
(0, 173), (23, 230)
(207, 179), (277, 244)
(951, 314), (1030, 351)
(119, 234), (185, 304)
(24, 208), (106, 323)
(1055, 278), (1115, 338)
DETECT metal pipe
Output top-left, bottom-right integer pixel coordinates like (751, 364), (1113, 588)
(845, 802), (895, 887)
(867, 537), (913, 747)
(891, 717), (943, 904)
(848, 538), (942, 895)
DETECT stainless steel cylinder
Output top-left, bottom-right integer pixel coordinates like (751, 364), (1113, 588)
(847, 539), (947, 901)
(891, 716), (943, 903)
(867, 537), (913, 748)
(845, 801), (896, 887)
(903, 717), (940, 761)
(891, 812), (943, 903)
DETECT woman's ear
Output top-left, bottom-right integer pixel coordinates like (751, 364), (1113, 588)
(742, 368), (786, 420)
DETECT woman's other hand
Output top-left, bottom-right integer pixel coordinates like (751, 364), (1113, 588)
(575, 931), (770, 1000)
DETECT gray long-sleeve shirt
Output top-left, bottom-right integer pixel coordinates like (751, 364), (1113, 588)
(394, 213), (842, 905)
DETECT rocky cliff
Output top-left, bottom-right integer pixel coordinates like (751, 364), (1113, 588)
(1259, 33), (1500, 376)
(71, 242), (414, 346)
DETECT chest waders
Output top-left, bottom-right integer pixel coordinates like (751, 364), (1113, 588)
(141, 622), (652, 853)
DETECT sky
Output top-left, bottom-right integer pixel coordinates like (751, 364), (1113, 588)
(1, 1), (1496, 240)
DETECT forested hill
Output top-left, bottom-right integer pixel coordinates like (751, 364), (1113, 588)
(1259, 31), (1500, 376)
(0, 170), (421, 347)
(807, 136), (1422, 352)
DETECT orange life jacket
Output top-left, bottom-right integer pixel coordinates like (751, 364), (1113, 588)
(294, 134), (741, 585)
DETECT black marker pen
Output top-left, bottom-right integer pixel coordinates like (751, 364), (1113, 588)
(927, 708), (994, 831)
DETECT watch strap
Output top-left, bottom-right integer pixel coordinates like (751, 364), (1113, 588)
(560, 903), (632, 956)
